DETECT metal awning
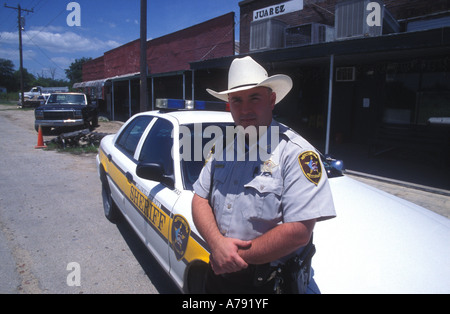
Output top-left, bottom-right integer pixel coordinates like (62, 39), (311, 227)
(107, 72), (140, 82)
(72, 72), (141, 89)
(73, 79), (106, 89)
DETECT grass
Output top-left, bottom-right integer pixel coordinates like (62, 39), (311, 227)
(45, 141), (99, 154)
(0, 100), (18, 107)
(0, 99), (35, 112)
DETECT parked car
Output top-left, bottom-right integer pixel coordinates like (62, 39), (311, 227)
(34, 92), (98, 134)
(96, 99), (450, 294)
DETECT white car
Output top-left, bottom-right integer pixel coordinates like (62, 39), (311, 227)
(96, 99), (450, 294)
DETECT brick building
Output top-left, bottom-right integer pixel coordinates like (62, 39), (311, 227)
(74, 12), (235, 120)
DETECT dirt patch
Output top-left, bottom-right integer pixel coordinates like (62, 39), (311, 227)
(94, 118), (124, 134)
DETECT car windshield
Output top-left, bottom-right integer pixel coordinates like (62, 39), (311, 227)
(47, 94), (86, 105)
(180, 123), (344, 191)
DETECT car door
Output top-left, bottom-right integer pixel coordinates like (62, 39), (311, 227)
(110, 115), (154, 238)
(132, 117), (181, 273)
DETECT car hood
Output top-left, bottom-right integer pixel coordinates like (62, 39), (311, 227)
(36, 104), (86, 111)
(312, 175), (450, 294)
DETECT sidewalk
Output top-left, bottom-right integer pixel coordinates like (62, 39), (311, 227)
(328, 142), (450, 195)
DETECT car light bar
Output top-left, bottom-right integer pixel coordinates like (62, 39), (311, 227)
(155, 98), (229, 111)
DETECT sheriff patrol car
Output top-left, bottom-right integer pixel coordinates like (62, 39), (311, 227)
(96, 99), (450, 294)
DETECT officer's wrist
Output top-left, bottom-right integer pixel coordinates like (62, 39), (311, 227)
(208, 232), (225, 250)
(237, 247), (250, 262)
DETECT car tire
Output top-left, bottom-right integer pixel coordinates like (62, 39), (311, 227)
(185, 262), (208, 293)
(35, 125), (51, 135)
(101, 171), (121, 223)
(84, 120), (93, 131)
(41, 127), (51, 135)
(91, 115), (99, 128)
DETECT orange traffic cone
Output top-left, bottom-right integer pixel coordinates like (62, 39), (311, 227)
(35, 125), (47, 149)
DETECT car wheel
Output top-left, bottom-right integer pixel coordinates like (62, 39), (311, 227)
(35, 125), (51, 134)
(84, 120), (93, 131)
(101, 171), (121, 223)
(91, 115), (99, 128)
(41, 127), (51, 135)
(185, 262), (208, 293)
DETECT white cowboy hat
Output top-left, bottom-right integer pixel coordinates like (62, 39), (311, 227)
(206, 56), (293, 105)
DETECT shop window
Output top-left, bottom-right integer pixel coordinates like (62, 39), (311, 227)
(336, 67), (355, 82)
(384, 73), (419, 124)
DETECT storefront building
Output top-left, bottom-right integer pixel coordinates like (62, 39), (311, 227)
(193, 0), (450, 159)
(76, 0), (450, 160)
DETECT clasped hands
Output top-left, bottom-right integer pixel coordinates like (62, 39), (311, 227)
(209, 236), (252, 275)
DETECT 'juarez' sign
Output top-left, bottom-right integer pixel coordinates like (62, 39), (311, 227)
(253, 0), (304, 21)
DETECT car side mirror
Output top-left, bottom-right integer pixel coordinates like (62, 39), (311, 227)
(136, 162), (174, 187)
(324, 154), (345, 176)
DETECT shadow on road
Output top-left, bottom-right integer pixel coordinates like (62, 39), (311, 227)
(114, 215), (181, 294)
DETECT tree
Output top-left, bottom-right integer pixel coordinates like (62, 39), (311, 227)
(65, 57), (92, 85)
(0, 58), (16, 91)
(32, 76), (69, 88)
(49, 67), (56, 80)
(13, 68), (36, 91)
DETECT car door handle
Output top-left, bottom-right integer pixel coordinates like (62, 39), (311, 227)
(126, 172), (133, 183)
(107, 154), (112, 162)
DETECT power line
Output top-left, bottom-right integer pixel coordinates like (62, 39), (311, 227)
(28, 6), (67, 41)
(23, 30), (67, 74)
(200, 12), (244, 61)
(4, 3), (34, 105)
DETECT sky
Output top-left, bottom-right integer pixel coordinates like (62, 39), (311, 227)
(0, 0), (241, 80)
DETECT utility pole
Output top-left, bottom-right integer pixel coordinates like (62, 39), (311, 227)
(4, 3), (34, 106)
(140, 0), (148, 112)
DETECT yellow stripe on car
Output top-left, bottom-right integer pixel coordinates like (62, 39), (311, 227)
(99, 148), (210, 265)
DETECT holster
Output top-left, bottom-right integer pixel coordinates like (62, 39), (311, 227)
(275, 236), (316, 294)
(241, 236), (316, 294)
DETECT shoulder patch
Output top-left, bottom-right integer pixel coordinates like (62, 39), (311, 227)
(298, 151), (322, 185)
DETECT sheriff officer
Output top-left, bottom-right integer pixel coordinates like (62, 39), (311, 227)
(192, 56), (336, 293)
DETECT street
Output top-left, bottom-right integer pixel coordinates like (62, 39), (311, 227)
(0, 104), (448, 294)
(0, 104), (179, 294)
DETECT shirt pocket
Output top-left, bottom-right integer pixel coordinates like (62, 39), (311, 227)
(243, 176), (283, 221)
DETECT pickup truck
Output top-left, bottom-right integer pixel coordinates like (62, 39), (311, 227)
(19, 86), (69, 100)
(34, 92), (98, 134)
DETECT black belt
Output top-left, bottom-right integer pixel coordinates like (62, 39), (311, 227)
(206, 263), (276, 294)
(206, 237), (316, 294)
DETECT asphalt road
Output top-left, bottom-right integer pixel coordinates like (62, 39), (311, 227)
(0, 105), (179, 294)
